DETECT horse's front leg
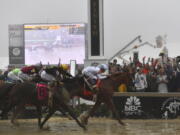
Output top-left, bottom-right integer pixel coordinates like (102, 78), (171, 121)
(36, 105), (42, 127)
(1, 101), (15, 120)
(0, 105), (9, 120)
(59, 101), (87, 130)
(40, 107), (55, 129)
(11, 103), (25, 126)
(104, 97), (125, 126)
(79, 97), (101, 125)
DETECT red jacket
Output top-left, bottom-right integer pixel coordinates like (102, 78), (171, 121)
(21, 66), (37, 74)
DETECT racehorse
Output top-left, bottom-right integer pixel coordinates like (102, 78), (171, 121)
(1, 81), (86, 130)
(0, 65), (70, 119)
(0, 82), (17, 119)
(0, 74), (45, 119)
(60, 71), (132, 126)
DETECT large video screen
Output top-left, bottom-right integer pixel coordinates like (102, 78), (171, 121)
(24, 23), (85, 65)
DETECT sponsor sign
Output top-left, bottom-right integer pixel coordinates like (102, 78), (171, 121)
(161, 98), (180, 119)
(124, 96), (142, 116)
(9, 24), (24, 47)
(113, 96), (180, 119)
(9, 46), (25, 64)
(9, 24), (25, 65)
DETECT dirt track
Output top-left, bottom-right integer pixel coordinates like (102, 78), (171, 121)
(0, 117), (180, 135)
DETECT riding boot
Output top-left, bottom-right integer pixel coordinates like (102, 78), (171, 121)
(92, 87), (99, 102)
(92, 85), (99, 93)
(89, 78), (99, 92)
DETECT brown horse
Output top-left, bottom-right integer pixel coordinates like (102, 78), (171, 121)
(0, 82), (17, 119)
(0, 74), (46, 119)
(61, 71), (132, 125)
(1, 81), (86, 130)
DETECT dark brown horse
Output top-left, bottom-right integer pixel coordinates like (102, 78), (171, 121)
(0, 74), (46, 119)
(61, 71), (132, 126)
(0, 82), (17, 119)
(1, 81), (86, 130)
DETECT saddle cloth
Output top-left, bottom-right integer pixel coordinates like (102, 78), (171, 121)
(36, 83), (48, 100)
(83, 77), (101, 96)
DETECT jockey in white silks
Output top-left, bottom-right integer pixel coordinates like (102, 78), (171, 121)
(40, 66), (58, 83)
(82, 64), (108, 89)
(40, 64), (70, 83)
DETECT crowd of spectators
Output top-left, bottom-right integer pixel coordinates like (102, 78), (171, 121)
(1, 51), (180, 93)
(109, 54), (180, 93)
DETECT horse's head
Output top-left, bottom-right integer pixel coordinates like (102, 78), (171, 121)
(57, 66), (73, 81)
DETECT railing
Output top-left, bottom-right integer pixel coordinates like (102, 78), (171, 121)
(113, 92), (180, 97)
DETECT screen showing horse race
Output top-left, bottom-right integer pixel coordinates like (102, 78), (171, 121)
(24, 23), (86, 65)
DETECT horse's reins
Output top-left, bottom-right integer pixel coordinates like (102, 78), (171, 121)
(83, 76), (93, 90)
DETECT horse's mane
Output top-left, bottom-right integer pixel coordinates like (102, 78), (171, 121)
(109, 72), (127, 78)
(107, 71), (131, 84)
(62, 77), (76, 83)
(59, 68), (72, 77)
(61, 74), (82, 83)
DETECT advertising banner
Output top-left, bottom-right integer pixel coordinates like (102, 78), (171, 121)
(9, 24), (24, 47)
(9, 46), (25, 64)
(113, 96), (180, 119)
(9, 24), (24, 65)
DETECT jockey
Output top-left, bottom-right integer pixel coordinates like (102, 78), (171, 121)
(40, 65), (59, 83)
(59, 64), (72, 79)
(60, 64), (69, 71)
(7, 68), (23, 83)
(82, 64), (108, 91)
(18, 64), (43, 81)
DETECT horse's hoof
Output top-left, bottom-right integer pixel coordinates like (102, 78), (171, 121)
(12, 122), (20, 127)
(82, 119), (88, 125)
(67, 115), (73, 120)
(44, 125), (50, 130)
(120, 121), (126, 126)
(39, 124), (43, 129)
(79, 115), (88, 125)
(41, 125), (50, 130)
(83, 125), (87, 131)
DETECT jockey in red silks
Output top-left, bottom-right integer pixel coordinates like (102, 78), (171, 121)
(18, 63), (42, 82)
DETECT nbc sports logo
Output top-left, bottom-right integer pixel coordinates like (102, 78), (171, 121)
(126, 96), (141, 106)
(124, 96), (142, 116)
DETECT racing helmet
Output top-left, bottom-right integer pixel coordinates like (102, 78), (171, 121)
(98, 64), (108, 71)
(34, 62), (43, 70)
(60, 64), (69, 71)
(35, 62), (43, 68)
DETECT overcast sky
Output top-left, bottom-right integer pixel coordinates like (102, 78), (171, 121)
(0, 0), (180, 67)
(104, 0), (180, 59)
